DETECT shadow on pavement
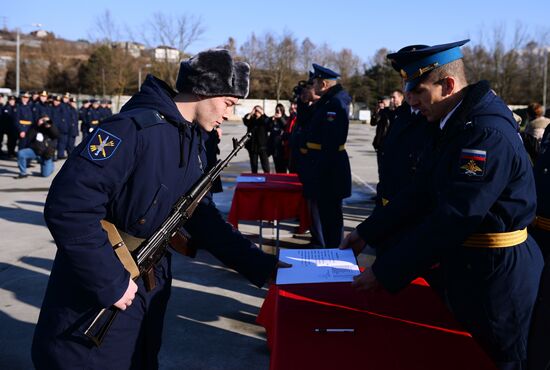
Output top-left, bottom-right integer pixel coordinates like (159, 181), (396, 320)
(0, 261), (51, 369)
(16, 200), (46, 208)
(0, 205), (45, 226)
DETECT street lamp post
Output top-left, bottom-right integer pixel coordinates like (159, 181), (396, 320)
(15, 23), (42, 96)
(138, 64), (152, 91)
(543, 48), (548, 113)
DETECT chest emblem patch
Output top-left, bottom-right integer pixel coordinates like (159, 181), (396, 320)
(326, 111), (336, 122)
(459, 148), (486, 177)
(86, 128), (122, 161)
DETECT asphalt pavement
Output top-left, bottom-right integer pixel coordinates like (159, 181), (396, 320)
(0, 120), (378, 370)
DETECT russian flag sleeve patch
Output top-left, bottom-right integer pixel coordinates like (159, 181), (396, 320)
(459, 148), (486, 177)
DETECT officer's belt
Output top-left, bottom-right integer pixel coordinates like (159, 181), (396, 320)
(533, 216), (550, 232)
(301, 142), (346, 153)
(462, 228), (528, 248)
(117, 228), (145, 252)
(19, 120), (32, 125)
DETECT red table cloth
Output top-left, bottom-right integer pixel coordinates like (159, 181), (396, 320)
(257, 279), (496, 370)
(227, 173), (311, 233)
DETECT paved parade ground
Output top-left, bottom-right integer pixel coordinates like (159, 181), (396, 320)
(0, 121), (378, 369)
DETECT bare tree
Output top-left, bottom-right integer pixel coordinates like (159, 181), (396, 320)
(240, 33), (262, 69)
(333, 48), (361, 82)
(142, 13), (204, 53)
(299, 37), (316, 73)
(89, 9), (121, 43)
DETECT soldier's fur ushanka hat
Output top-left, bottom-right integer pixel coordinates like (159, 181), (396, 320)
(176, 49), (250, 99)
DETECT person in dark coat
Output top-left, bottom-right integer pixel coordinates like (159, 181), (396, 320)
(15, 92), (35, 148)
(267, 103), (289, 173)
(301, 63), (352, 248)
(14, 115), (59, 178)
(204, 126), (223, 193)
(527, 125), (550, 370)
(31, 49), (285, 370)
(49, 96), (68, 159)
(243, 105), (270, 173)
(0, 95), (18, 158)
(79, 100), (91, 139)
(340, 40), (543, 370)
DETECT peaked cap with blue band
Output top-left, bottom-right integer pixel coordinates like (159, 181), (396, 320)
(311, 63), (340, 80)
(387, 39), (470, 92)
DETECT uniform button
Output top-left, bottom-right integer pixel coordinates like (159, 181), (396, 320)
(153, 200), (158, 205)
(466, 264), (472, 270)
(138, 219), (146, 225)
(544, 168), (548, 174)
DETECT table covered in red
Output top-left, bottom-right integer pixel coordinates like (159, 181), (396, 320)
(227, 173), (311, 233)
(257, 279), (496, 370)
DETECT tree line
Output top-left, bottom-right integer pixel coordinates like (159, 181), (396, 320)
(3, 13), (549, 107)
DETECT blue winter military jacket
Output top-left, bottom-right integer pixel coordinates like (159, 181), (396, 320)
(43, 75), (277, 309)
(357, 81), (543, 360)
(15, 102), (34, 133)
(376, 103), (434, 206)
(301, 84), (352, 200)
(532, 126), (550, 256)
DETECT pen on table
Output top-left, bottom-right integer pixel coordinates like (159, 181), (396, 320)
(314, 328), (355, 333)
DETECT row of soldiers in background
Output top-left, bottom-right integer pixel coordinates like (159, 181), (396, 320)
(0, 92), (113, 163)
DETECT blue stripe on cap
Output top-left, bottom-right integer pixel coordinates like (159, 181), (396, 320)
(403, 47), (464, 92)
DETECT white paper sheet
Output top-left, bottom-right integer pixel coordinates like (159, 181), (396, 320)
(236, 176), (266, 183)
(276, 248), (360, 285)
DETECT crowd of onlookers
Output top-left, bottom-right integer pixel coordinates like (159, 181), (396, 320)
(0, 91), (113, 178)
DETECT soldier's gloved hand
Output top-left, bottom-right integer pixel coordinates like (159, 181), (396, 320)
(113, 278), (138, 311)
(339, 229), (366, 256)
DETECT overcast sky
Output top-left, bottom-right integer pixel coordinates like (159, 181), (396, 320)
(3, 0), (549, 63)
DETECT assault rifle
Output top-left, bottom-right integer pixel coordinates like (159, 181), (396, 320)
(83, 132), (251, 347)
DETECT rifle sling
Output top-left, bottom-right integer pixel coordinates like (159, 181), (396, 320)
(100, 220), (141, 279)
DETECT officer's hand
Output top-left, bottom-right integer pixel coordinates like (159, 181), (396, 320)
(339, 230), (366, 256)
(351, 267), (380, 291)
(113, 278), (138, 311)
(268, 261), (292, 285)
(19, 131), (26, 139)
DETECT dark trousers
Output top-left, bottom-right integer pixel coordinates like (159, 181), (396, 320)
(273, 154), (288, 173)
(57, 133), (69, 158)
(314, 197), (343, 248)
(0, 126), (17, 156)
(32, 254), (172, 370)
(248, 150), (270, 173)
(67, 135), (76, 155)
(527, 229), (550, 370)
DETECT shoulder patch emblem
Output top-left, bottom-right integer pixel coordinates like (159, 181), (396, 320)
(459, 148), (486, 177)
(326, 111), (337, 122)
(86, 128), (122, 161)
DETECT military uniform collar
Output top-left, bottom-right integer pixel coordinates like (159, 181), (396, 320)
(440, 100), (463, 130)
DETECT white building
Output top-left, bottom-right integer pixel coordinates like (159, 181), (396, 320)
(154, 46), (180, 62)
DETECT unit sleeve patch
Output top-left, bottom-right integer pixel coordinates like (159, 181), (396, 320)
(83, 128), (122, 162)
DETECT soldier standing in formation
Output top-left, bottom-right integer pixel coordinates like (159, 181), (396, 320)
(300, 63), (351, 248)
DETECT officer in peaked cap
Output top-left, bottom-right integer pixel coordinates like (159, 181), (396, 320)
(340, 40), (543, 370)
(32, 49), (285, 370)
(301, 63), (351, 248)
